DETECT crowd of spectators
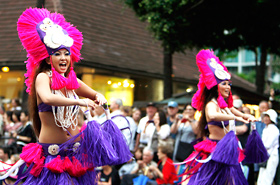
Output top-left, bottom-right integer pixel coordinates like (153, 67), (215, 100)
(0, 97), (279, 184)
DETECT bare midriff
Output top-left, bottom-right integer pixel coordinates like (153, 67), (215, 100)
(207, 124), (228, 141)
(38, 111), (80, 144)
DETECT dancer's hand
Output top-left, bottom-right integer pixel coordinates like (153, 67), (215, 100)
(235, 116), (249, 124)
(247, 115), (257, 123)
(79, 99), (96, 109)
(94, 93), (107, 106)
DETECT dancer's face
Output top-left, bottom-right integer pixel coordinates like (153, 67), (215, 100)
(218, 80), (231, 98)
(49, 49), (71, 75)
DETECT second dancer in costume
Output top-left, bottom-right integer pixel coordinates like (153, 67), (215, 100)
(180, 49), (260, 185)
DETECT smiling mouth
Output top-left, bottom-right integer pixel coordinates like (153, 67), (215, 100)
(59, 63), (67, 67)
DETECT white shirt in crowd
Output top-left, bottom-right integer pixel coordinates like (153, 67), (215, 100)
(157, 124), (171, 140)
(262, 123), (279, 155)
(137, 116), (155, 145)
(111, 110), (132, 147)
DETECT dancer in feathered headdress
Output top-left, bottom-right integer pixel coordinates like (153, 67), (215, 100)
(0, 7), (131, 185)
(175, 49), (265, 185)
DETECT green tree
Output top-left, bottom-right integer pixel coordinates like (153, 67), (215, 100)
(124, 0), (280, 96)
(124, 0), (204, 98)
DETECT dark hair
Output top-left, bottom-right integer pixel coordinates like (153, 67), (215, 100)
(21, 110), (29, 117)
(0, 146), (10, 158)
(11, 98), (21, 106)
(6, 111), (13, 120)
(158, 110), (167, 127)
(197, 85), (218, 138)
(12, 111), (21, 122)
(29, 59), (51, 137)
(184, 103), (197, 111)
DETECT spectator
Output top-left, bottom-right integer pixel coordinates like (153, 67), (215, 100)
(98, 165), (120, 185)
(93, 105), (106, 125)
(166, 101), (179, 139)
(77, 109), (86, 129)
(135, 102), (157, 151)
(256, 101), (269, 146)
(120, 106), (137, 151)
(171, 104), (197, 162)
(3, 111), (15, 146)
(149, 111), (171, 162)
(257, 109), (279, 185)
(254, 101), (269, 184)
(0, 146), (11, 174)
(242, 106), (251, 115)
(118, 147), (143, 179)
(12, 110), (37, 152)
(0, 105), (5, 136)
(121, 147), (157, 185)
(110, 98), (131, 147)
(233, 95), (253, 184)
(233, 96), (250, 148)
(146, 141), (178, 184)
(9, 98), (22, 112)
(132, 107), (141, 126)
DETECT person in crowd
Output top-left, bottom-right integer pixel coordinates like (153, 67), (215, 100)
(233, 96), (250, 148)
(242, 106), (251, 115)
(149, 111), (171, 162)
(77, 109), (86, 129)
(5, 7), (130, 184)
(135, 102), (157, 151)
(146, 141), (178, 184)
(118, 147), (143, 179)
(254, 100), (270, 178)
(171, 104), (197, 162)
(12, 110), (37, 152)
(98, 165), (120, 185)
(93, 104), (106, 124)
(257, 109), (279, 185)
(3, 111), (15, 146)
(9, 98), (22, 111)
(256, 101), (269, 137)
(0, 146), (11, 168)
(166, 101), (179, 139)
(180, 49), (256, 184)
(132, 107), (141, 126)
(110, 98), (132, 146)
(233, 95), (254, 185)
(121, 147), (157, 185)
(120, 106), (138, 151)
(0, 105), (5, 138)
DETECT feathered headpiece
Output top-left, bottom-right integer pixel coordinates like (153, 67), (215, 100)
(17, 8), (83, 93)
(192, 49), (233, 111)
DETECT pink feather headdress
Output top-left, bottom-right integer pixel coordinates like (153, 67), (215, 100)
(192, 49), (233, 111)
(17, 8), (83, 93)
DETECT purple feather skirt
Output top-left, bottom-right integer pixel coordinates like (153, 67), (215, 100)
(180, 131), (248, 185)
(14, 120), (132, 185)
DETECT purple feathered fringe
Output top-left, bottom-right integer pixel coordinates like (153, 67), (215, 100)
(102, 119), (132, 165)
(17, 155), (97, 185)
(188, 131), (248, 185)
(243, 130), (269, 163)
(188, 160), (248, 185)
(211, 131), (239, 165)
(75, 119), (118, 167)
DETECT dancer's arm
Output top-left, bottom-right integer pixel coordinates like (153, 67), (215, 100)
(36, 73), (91, 107)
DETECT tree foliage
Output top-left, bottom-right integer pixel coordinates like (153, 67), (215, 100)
(124, 0), (280, 95)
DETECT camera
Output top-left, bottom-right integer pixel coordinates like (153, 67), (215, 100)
(178, 114), (183, 120)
